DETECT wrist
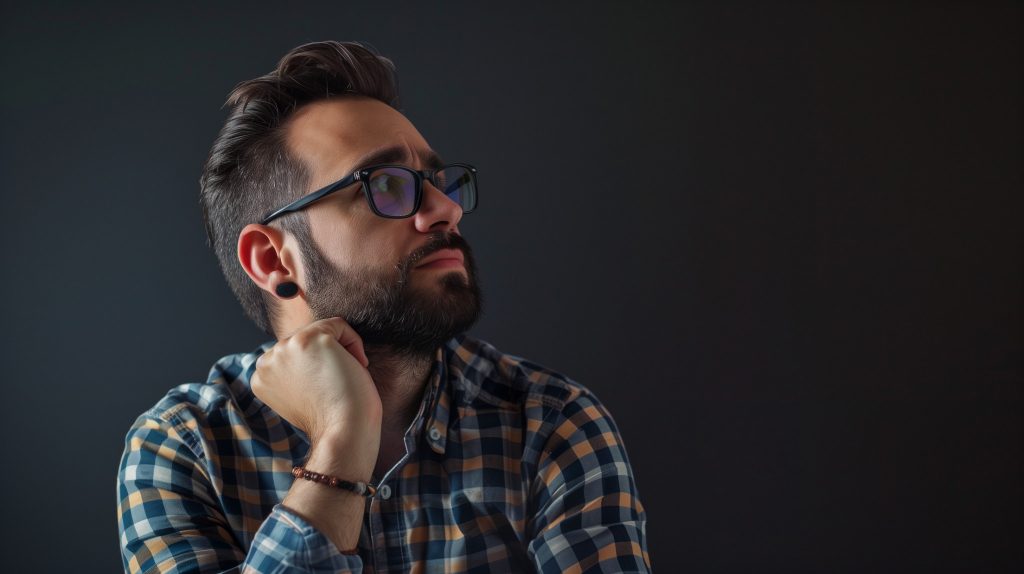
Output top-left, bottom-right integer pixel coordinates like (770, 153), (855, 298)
(307, 426), (380, 482)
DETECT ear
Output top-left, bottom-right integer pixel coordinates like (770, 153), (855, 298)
(237, 223), (302, 296)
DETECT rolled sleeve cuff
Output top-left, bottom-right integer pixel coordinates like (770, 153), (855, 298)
(243, 504), (363, 573)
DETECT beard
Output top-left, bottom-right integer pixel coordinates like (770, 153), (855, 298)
(300, 230), (483, 358)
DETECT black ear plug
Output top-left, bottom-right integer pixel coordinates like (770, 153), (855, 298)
(275, 282), (299, 298)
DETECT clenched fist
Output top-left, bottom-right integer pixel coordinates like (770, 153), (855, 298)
(251, 316), (383, 480)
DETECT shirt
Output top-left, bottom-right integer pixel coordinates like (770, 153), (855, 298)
(117, 333), (651, 573)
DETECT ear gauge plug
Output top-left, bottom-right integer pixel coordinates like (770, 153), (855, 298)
(275, 282), (299, 299)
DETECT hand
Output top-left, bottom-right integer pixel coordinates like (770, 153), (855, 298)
(251, 317), (383, 465)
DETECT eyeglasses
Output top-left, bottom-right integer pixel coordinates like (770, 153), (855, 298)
(259, 163), (478, 224)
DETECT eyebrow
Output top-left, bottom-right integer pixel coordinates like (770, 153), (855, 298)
(348, 144), (444, 173)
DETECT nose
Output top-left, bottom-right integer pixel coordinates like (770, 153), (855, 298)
(413, 179), (463, 233)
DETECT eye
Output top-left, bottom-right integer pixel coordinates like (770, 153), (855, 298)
(373, 174), (404, 196)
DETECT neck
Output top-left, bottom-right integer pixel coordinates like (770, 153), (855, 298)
(364, 345), (435, 437)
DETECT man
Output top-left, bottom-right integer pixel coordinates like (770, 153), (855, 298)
(117, 40), (651, 573)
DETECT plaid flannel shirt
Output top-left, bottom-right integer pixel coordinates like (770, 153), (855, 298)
(117, 333), (651, 573)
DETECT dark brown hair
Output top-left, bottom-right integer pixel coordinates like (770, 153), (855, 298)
(199, 41), (400, 335)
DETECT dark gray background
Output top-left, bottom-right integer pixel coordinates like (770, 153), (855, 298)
(1, 1), (1020, 572)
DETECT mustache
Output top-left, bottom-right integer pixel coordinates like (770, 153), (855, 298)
(398, 232), (474, 276)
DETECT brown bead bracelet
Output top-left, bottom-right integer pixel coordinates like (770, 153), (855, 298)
(291, 466), (377, 497)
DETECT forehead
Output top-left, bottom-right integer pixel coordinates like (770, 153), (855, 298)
(285, 96), (433, 185)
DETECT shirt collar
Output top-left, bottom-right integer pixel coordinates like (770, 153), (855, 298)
(421, 342), (451, 455)
(425, 333), (491, 454)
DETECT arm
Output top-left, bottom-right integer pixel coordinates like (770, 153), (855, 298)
(526, 393), (652, 573)
(117, 411), (366, 574)
(118, 317), (382, 573)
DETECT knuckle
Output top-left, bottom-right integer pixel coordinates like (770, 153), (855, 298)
(288, 332), (311, 349)
(311, 332), (335, 347)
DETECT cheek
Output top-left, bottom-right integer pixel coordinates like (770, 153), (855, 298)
(328, 231), (400, 274)
(309, 207), (413, 270)
(362, 242), (396, 268)
(309, 201), (362, 244)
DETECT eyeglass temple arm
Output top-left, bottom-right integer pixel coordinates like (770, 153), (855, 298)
(259, 173), (359, 225)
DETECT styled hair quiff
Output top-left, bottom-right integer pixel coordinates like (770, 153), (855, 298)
(199, 41), (400, 335)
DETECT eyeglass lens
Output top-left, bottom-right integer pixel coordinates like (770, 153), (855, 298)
(367, 166), (476, 217)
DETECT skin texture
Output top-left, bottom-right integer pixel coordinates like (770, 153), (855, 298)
(235, 96), (473, 552)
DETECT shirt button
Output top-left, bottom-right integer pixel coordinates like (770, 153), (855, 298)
(378, 484), (392, 500)
(428, 427), (442, 441)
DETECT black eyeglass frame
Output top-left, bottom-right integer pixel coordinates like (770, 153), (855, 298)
(259, 163), (478, 225)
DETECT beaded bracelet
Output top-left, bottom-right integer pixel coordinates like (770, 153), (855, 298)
(291, 466), (377, 497)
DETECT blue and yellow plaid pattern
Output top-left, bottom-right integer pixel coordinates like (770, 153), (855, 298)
(117, 334), (651, 572)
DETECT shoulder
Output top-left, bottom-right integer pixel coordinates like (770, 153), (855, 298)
(445, 336), (639, 492)
(127, 341), (273, 439)
(444, 333), (598, 413)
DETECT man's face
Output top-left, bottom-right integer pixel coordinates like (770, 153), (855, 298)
(283, 96), (482, 355)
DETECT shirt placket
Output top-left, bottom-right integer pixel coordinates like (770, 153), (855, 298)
(364, 364), (441, 572)
(366, 495), (389, 571)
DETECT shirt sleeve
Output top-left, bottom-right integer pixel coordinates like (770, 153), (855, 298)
(117, 411), (363, 574)
(526, 392), (652, 573)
